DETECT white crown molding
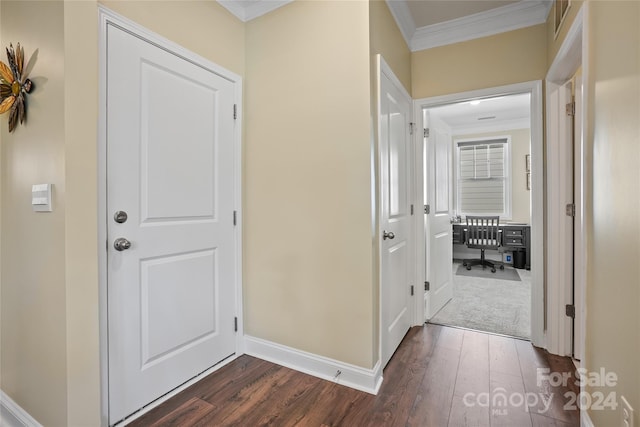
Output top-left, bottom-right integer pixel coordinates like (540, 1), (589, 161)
(244, 335), (383, 395)
(384, 0), (416, 48)
(412, 1), (551, 51)
(217, 0), (293, 22)
(387, 0), (552, 52)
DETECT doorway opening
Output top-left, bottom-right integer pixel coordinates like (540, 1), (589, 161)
(424, 93), (533, 339)
(413, 81), (545, 348)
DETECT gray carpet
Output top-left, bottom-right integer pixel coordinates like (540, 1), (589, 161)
(430, 266), (530, 339)
(455, 264), (521, 281)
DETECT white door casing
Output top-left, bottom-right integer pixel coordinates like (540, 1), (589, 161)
(424, 112), (454, 320)
(106, 23), (238, 422)
(379, 57), (413, 368)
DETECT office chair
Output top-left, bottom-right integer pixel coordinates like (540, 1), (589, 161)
(463, 216), (504, 273)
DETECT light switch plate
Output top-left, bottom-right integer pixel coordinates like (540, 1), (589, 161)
(32, 184), (52, 212)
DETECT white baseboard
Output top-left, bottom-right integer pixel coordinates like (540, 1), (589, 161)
(0, 391), (42, 427)
(243, 335), (383, 395)
(581, 409), (595, 427)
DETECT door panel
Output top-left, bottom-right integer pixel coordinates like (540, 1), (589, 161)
(426, 113), (454, 319)
(380, 62), (412, 368)
(107, 24), (236, 422)
(140, 61), (217, 220)
(140, 249), (217, 366)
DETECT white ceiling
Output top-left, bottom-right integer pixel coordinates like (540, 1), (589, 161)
(429, 93), (531, 134)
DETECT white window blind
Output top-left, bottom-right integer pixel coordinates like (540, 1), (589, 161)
(457, 139), (509, 216)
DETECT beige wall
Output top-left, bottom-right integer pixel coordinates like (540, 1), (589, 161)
(411, 24), (547, 99)
(245, 1), (375, 368)
(585, 2), (640, 425)
(63, 2), (101, 425)
(369, 0), (411, 93)
(453, 128), (531, 224)
(0, 2), (68, 425)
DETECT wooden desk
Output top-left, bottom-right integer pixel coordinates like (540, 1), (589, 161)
(452, 223), (531, 270)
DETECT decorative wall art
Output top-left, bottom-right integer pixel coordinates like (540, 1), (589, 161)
(0, 43), (34, 133)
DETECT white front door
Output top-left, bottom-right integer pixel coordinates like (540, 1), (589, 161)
(379, 59), (413, 368)
(106, 24), (237, 422)
(425, 112), (453, 319)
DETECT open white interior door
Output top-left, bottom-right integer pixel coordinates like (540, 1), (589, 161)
(546, 80), (575, 356)
(379, 57), (413, 368)
(424, 111), (454, 320)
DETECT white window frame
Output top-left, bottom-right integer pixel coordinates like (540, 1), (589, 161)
(454, 135), (512, 220)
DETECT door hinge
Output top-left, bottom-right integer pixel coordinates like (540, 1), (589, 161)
(424, 128), (430, 138)
(410, 285), (414, 296)
(566, 101), (575, 117)
(234, 316), (238, 332)
(565, 304), (575, 318)
(409, 122), (415, 135)
(424, 204), (430, 215)
(233, 210), (237, 226)
(425, 281), (430, 291)
(233, 104), (237, 120)
(566, 203), (575, 217)
(410, 204), (414, 215)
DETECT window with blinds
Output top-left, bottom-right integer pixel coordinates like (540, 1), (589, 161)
(456, 138), (510, 217)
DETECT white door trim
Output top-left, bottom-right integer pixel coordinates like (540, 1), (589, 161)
(413, 80), (545, 348)
(545, 3), (587, 360)
(97, 7), (243, 425)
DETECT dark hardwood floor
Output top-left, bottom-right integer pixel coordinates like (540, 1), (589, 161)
(128, 325), (580, 427)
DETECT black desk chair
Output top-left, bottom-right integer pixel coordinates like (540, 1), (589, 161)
(463, 216), (504, 273)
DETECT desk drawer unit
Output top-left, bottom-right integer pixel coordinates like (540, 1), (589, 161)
(503, 227), (525, 247)
(504, 236), (524, 247)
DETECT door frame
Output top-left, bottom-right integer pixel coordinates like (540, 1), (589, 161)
(97, 7), (244, 425)
(375, 55), (416, 368)
(413, 81), (545, 348)
(545, 3), (588, 360)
